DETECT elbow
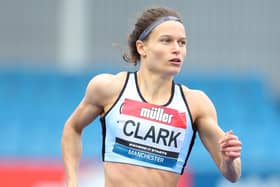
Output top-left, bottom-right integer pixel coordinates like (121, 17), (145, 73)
(224, 170), (241, 183)
(227, 176), (240, 183)
(61, 122), (83, 145)
(220, 159), (242, 183)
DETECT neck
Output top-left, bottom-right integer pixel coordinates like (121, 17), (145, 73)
(136, 68), (174, 105)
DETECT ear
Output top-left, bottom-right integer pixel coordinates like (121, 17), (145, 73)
(136, 40), (147, 57)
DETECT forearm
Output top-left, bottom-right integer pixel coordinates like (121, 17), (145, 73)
(220, 158), (241, 183)
(61, 124), (83, 187)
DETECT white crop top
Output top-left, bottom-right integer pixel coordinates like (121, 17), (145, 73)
(100, 72), (196, 174)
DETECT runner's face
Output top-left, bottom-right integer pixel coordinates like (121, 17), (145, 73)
(142, 21), (187, 75)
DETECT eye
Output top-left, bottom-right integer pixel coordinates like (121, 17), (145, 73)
(178, 40), (186, 47)
(160, 37), (171, 44)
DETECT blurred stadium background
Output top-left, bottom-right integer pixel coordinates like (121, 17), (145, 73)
(0, 0), (279, 186)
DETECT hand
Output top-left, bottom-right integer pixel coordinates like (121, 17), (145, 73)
(219, 130), (242, 162)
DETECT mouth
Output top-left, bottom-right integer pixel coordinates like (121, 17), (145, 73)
(169, 58), (182, 65)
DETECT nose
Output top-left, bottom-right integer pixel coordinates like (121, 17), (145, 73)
(171, 41), (180, 54)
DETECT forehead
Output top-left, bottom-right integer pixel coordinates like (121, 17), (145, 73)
(149, 21), (186, 38)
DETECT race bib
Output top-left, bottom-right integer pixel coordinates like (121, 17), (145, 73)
(113, 98), (187, 168)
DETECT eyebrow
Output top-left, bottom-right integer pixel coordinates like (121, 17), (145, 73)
(159, 35), (187, 40)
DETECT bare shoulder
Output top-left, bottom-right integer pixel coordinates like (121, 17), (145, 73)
(180, 85), (213, 107)
(87, 71), (127, 90)
(84, 71), (128, 107)
(180, 85), (217, 123)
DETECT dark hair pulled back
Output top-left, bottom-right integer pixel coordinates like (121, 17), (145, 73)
(123, 7), (180, 65)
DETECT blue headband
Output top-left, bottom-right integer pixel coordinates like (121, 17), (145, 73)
(138, 16), (181, 41)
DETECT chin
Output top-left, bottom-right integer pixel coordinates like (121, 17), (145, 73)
(166, 68), (181, 76)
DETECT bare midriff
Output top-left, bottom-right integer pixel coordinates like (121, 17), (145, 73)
(103, 162), (180, 187)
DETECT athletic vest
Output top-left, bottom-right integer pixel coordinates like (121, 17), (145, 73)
(100, 72), (196, 174)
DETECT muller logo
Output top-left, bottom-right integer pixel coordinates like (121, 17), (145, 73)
(140, 107), (173, 124)
(121, 98), (186, 128)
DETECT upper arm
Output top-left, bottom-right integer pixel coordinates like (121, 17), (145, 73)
(184, 88), (225, 167)
(65, 74), (115, 133)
